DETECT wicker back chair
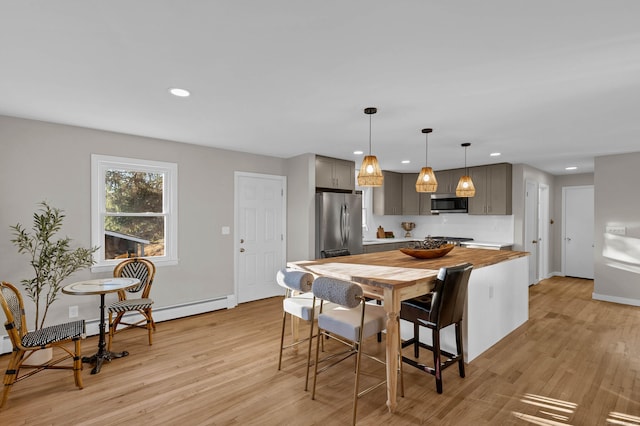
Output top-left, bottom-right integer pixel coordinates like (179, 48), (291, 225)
(0, 281), (85, 408)
(107, 258), (156, 351)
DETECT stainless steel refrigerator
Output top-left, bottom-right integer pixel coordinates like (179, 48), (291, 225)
(315, 192), (363, 259)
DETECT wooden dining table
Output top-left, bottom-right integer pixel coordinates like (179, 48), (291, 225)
(289, 246), (528, 413)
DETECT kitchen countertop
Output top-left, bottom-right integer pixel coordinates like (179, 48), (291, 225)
(292, 246), (528, 288)
(459, 241), (513, 249)
(362, 237), (418, 245)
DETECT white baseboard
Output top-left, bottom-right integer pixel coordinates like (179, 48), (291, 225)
(592, 292), (640, 307)
(1, 295), (234, 355)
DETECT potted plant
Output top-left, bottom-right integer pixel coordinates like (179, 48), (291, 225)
(10, 201), (99, 331)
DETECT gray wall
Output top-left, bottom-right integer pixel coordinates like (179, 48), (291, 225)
(0, 115), (298, 328)
(284, 153), (316, 261)
(593, 153), (640, 304)
(3, 113), (639, 332)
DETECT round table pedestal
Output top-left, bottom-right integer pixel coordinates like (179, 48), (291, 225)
(83, 293), (129, 374)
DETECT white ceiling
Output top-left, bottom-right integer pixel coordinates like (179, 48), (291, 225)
(2, 1), (640, 175)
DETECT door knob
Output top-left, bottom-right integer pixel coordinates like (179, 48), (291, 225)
(532, 240), (537, 244)
(240, 239), (244, 243)
(240, 248), (245, 252)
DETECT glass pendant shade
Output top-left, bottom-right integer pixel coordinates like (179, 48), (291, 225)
(456, 142), (475, 197)
(456, 175), (476, 197)
(416, 167), (438, 192)
(357, 107), (383, 187)
(416, 128), (437, 192)
(357, 155), (383, 186)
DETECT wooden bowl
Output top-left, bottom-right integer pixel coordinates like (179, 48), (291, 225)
(399, 243), (455, 259)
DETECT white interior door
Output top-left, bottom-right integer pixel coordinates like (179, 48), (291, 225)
(525, 180), (539, 285)
(235, 172), (286, 303)
(563, 186), (594, 279)
(538, 184), (550, 280)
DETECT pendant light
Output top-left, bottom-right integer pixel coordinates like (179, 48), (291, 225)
(415, 128), (438, 192)
(456, 142), (476, 197)
(357, 107), (384, 187)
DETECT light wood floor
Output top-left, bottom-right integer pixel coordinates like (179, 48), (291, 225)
(2, 276), (640, 425)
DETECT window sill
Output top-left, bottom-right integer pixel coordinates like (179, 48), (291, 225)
(90, 258), (179, 273)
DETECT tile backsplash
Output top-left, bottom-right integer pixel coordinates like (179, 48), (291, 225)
(365, 214), (514, 243)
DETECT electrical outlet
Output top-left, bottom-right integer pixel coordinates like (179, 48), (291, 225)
(606, 226), (626, 235)
(69, 305), (78, 318)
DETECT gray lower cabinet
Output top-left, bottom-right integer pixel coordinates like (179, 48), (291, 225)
(468, 163), (512, 215)
(363, 241), (414, 253)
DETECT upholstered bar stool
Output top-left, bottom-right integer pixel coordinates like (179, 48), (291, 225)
(276, 268), (330, 391)
(311, 276), (403, 425)
(400, 263), (473, 394)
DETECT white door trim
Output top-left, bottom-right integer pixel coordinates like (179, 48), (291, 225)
(525, 180), (539, 285)
(538, 184), (550, 280)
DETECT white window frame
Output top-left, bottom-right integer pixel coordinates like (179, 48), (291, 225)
(91, 154), (178, 272)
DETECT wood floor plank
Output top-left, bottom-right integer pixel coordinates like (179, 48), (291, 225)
(2, 276), (640, 425)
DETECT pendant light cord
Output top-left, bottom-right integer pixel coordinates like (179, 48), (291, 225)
(368, 113), (372, 155)
(425, 133), (428, 166)
(461, 142), (471, 174)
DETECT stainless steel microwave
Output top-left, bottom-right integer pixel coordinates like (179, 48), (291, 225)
(431, 194), (468, 213)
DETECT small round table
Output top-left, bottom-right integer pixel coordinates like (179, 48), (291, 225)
(63, 277), (140, 374)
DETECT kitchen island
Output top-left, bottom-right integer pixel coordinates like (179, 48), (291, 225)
(289, 246), (529, 413)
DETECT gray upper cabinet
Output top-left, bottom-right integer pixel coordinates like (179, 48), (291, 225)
(402, 173), (420, 215)
(315, 155), (355, 191)
(373, 171), (403, 215)
(435, 168), (465, 194)
(467, 163), (512, 215)
(372, 163), (511, 217)
(402, 173), (432, 215)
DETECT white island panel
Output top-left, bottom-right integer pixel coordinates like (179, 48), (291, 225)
(400, 254), (529, 362)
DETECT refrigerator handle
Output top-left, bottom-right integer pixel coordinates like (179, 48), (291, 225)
(340, 203), (346, 246)
(343, 203), (350, 244)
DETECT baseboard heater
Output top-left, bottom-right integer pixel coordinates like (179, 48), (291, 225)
(0, 295), (234, 355)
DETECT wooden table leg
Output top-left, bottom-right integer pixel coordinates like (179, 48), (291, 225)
(384, 287), (400, 413)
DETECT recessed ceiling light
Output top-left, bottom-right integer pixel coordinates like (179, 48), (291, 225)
(401, 160), (410, 164)
(490, 152), (501, 157)
(565, 166), (578, 170)
(353, 150), (364, 155)
(169, 88), (190, 97)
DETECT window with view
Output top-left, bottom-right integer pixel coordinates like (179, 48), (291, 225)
(91, 155), (178, 270)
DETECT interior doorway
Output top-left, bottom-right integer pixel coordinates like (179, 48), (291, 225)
(234, 172), (287, 303)
(538, 184), (550, 281)
(525, 180), (550, 285)
(562, 185), (594, 279)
